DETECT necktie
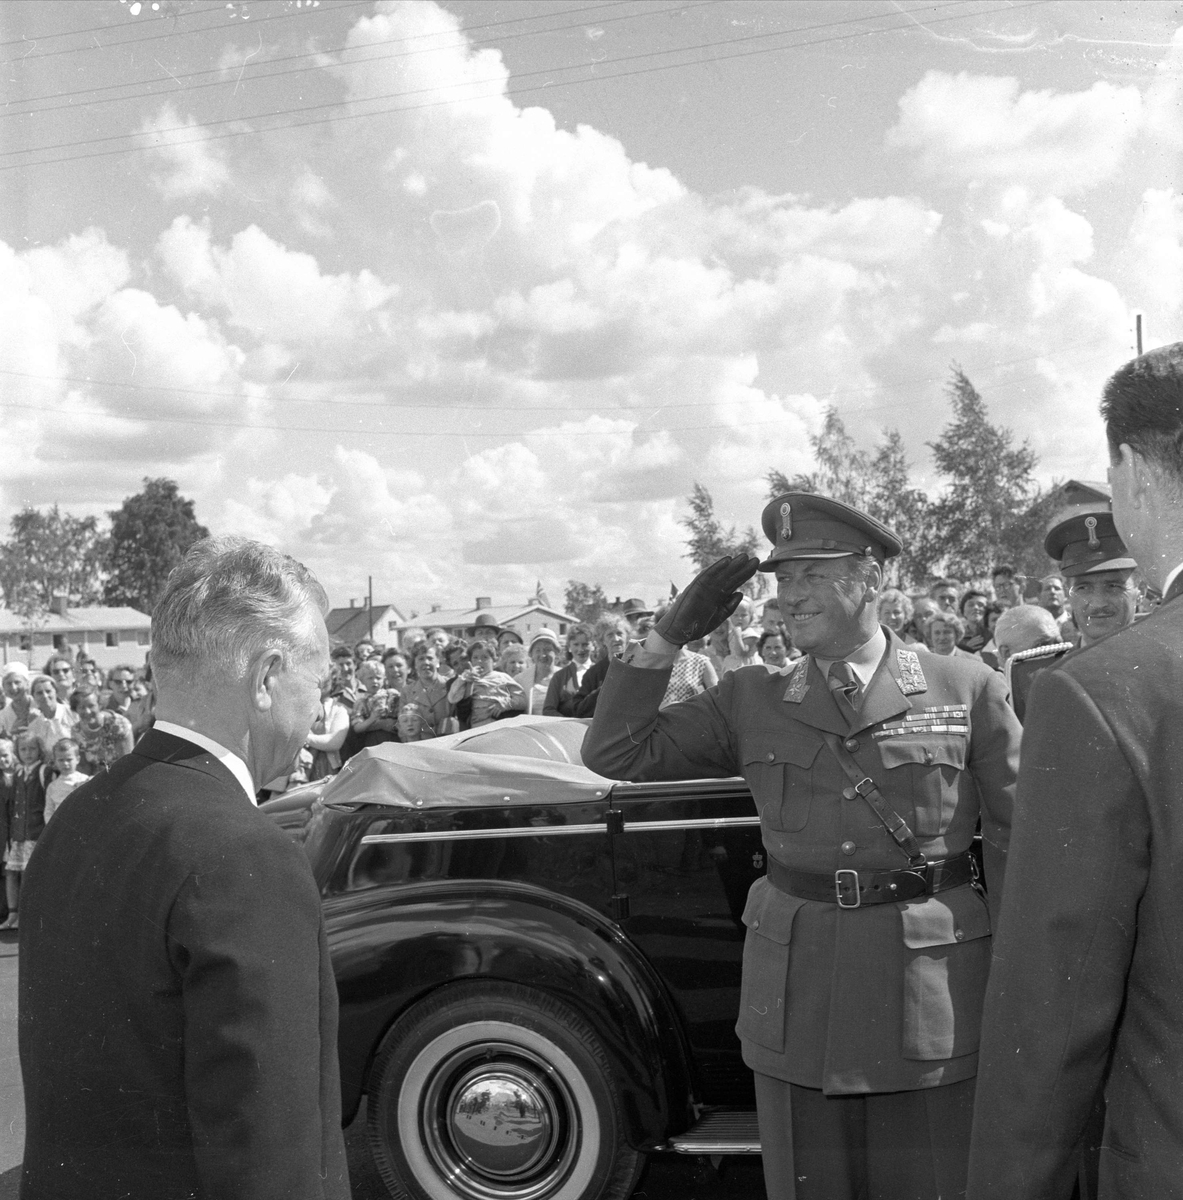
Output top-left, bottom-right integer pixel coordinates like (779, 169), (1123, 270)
(828, 661), (860, 716)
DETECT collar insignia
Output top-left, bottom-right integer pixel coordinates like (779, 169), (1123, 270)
(783, 659), (809, 703)
(895, 648), (927, 696)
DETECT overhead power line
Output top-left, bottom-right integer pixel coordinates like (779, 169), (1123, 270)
(3, 0), (672, 119)
(1, 0), (1045, 169)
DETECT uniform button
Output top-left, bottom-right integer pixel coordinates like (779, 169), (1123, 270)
(840, 841), (857, 856)
(842, 786), (857, 801)
(753, 919), (760, 930)
(844, 738), (859, 752)
(954, 928), (964, 941)
(766, 752), (775, 762)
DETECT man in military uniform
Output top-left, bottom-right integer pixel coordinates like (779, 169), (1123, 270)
(1046, 507), (1138, 650)
(583, 494), (1020, 1200)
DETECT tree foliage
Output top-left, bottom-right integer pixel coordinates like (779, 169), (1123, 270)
(564, 580), (609, 624)
(680, 483), (764, 595)
(104, 478), (209, 614)
(0, 506), (108, 619)
(925, 368), (1043, 579)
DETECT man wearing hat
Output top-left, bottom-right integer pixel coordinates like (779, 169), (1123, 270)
(1048, 506), (1139, 650)
(583, 493), (1020, 1200)
(469, 611), (502, 647)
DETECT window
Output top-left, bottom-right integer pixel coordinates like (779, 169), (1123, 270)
(52, 634), (67, 651)
(18, 634), (30, 652)
(136, 630), (150, 646)
(388, 620), (399, 631)
(105, 631), (119, 647)
(559, 623), (567, 635)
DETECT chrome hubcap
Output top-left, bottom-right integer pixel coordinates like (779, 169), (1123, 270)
(420, 1041), (578, 1200)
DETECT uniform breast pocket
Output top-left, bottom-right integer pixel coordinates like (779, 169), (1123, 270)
(742, 734), (823, 833)
(878, 733), (967, 836)
(899, 886), (991, 1061)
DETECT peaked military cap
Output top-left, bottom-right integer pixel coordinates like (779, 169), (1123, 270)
(758, 492), (902, 570)
(1044, 506), (1136, 578)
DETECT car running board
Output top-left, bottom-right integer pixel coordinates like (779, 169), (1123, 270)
(668, 1109), (761, 1155)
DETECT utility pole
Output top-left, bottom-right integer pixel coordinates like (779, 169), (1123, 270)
(367, 575), (374, 641)
(1136, 312), (1143, 356)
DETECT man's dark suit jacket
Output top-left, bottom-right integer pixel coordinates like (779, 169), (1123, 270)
(967, 576), (1183, 1199)
(18, 729), (350, 1200)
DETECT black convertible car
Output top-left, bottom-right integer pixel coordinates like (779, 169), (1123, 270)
(265, 716), (765, 1200)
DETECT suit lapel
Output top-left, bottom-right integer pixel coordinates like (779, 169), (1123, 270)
(849, 630), (919, 735)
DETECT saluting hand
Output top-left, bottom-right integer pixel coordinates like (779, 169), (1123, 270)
(654, 554), (761, 647)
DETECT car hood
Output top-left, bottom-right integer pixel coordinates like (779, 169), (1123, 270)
(320, 714), (616, 810)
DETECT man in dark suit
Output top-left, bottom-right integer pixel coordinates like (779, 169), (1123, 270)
(583, 494), (1020, 1200)
(967, 341), (1183, 1199)
(19, 537), (349, 1200)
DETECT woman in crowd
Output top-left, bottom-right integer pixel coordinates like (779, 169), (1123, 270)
(521, 629), (560, 714)
(571, 615), (632, 717)
(957, 589), (990, 654)
(43, 655), (75, 704)
(757, 629), (790, 670)
(544, 623), (594, 716)
(382, 648), (409, 693)
(27, 674), (75, 761)
(926, 611), (978, 659)
(978, 601), (1006, 670)
(0, 665), (33, 740)
(878, 589), (919, 644)
(69, 685), (134, 776)
(655, 605), (718, 708)
(403, 645), (453, 733)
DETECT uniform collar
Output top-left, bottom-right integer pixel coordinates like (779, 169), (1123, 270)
(152, 720), (256, 805)
(812, 625), (887, 691)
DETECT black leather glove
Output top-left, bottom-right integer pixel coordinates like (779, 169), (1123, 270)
(654, 554), (760, 647)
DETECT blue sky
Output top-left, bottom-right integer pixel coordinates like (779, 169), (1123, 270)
(2, 0), (1180, 613)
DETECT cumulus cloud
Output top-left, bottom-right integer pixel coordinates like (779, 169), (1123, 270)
(137, 103), (230, 199)
(1126, 188), (1183, 320)
(888, 71), (1143, 194)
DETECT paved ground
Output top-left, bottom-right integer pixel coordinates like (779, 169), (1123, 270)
(0, 936), (763, 1199)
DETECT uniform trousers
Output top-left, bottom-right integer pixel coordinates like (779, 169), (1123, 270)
(754, 1073), (976, 1200)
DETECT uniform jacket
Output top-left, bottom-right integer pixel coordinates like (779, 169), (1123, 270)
(18, 729), (350, 1200)
(967, 576), (1183, 1200)
(583, 628), (1019, 1094)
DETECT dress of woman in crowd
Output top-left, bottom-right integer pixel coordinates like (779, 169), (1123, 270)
(27, 674), (76, 759)
(70, 685), (134, 776)
(653, 605), (719, 708)
(519, 629), (560, 714)
(570, 615), (632, 717)
(305, 675), (350, 780)
(404, 645), (454, 734)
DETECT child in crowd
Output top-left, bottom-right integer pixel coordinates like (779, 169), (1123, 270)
(3, 731), (50, 929)
(396, 702), (435, 743)
(349, 659), (400, 752)
(447, 641), (526, 729)
(0, 740), (12, 914)
(44, 739), (87, 823)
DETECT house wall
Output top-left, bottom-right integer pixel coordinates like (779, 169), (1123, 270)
(0, 630), (151, 672)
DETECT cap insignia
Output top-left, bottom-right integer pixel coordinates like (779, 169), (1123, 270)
(779, 501), (792, 540)
(1085, 515), (1100, 549)
(783, 660), (809, 704)
(895, 648), (927, 696)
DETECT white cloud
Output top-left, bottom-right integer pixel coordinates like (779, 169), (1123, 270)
(137, 103), (230, 199)
(888, 71), (1143, 194)
(1126, 188), (1183, 319)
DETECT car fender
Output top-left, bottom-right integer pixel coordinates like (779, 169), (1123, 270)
(327, 878), (696, 1149)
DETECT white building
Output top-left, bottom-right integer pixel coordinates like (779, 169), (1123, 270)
(393, 597), (578, 645)
(0, 598), (152, 671)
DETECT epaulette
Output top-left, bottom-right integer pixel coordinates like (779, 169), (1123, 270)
(1005, 641), (1075, 724)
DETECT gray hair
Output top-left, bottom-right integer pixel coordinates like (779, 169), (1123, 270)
(994, 603), (1061, 656)
(150, 536), (328, 686)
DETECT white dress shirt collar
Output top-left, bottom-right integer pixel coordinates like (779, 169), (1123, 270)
(812, 625), (888, 690)
(152, 720), (256, 805)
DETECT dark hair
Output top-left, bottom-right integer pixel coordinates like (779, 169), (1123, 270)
(757, 629), (786, 653)
(466, 640), (495, 662)
(68, 685), (99, 713)
(330, 645), (354, 663)
(52, 737), (81, 756)
(991, 564), (1016, 580)
(930, 578), (961, 595)
(1101, 343), (1183, 478)
(381, 647), (405, 665)
(958, 590), (988, 617)
(43, 654), (74, 675)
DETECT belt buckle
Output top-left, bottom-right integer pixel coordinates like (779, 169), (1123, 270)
(835, 869), (861, 908)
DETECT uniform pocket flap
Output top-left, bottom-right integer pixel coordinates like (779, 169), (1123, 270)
(900, 886), (990, 948)
(742, 734), (822, 771)
(740, 875), (803, 944)
(877, 733), (967, 772)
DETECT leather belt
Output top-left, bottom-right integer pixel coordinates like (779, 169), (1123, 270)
(767, 850), (976, 909)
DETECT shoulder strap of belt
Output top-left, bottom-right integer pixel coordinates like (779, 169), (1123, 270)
(817, 729), (926, 869)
